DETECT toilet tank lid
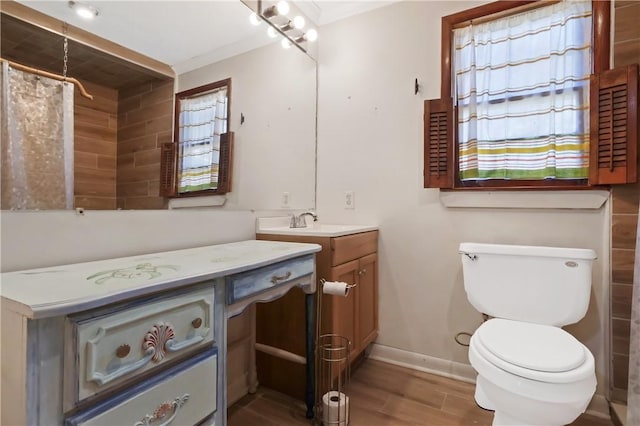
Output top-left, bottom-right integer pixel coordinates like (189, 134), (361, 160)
(459, 242), (597, 260)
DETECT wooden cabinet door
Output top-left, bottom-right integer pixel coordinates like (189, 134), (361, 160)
(356, 253), (378, 352)
(328, 259), (358, 358)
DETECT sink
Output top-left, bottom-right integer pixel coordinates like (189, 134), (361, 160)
(256, 217), (377, 237)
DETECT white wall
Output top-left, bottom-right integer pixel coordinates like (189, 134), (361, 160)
(316, 0), (611, 395)
(177, 41), (317, 211)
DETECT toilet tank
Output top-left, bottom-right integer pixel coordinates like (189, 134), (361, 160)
(459, 242), (597, 327)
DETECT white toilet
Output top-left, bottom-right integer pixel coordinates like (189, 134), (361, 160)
(459, 242), (598, 426)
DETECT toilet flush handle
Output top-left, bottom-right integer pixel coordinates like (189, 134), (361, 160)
(461, 252), (478, 261)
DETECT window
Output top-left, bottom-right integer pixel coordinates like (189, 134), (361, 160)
(424, 0), (638, 190)
(160, 79), (234, 197)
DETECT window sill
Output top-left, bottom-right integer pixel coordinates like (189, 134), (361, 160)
(439, 189), (609, 209)
(168, 195), (227, 209)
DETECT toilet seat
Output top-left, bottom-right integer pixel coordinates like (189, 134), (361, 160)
(472, 319), (594, 384)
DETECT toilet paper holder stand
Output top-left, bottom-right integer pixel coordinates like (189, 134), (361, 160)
(315, 279), (352, 425)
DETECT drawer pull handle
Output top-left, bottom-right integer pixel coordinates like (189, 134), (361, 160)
(134, 393), (190, 426)
(116, 344), (131, 358)
(191, 317), (203, 329)
(165, 334), (205, 353)
(270, 271), (292, 284)
(88, 346), (155, 386)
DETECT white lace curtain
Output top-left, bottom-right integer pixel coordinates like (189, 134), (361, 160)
(177, 87), (228, 193)
(454, 0), (592, 181)
(1, 62), (74, 209)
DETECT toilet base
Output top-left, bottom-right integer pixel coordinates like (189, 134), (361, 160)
(473, 374), (590, 426)
(492, 410), (532, 426)
(474, 377), (495, 411)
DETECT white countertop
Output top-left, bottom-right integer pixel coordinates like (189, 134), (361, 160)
(256, 217), (378, 237)
(0, 240), (320, 319)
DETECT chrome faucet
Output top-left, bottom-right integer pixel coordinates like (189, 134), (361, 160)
(290, 211), (318, 228)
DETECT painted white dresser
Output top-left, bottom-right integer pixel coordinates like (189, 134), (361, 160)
(0, 240), (320, 426)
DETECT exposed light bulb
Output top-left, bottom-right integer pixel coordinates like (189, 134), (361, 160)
(68, 1), (99, 19)
(276, 1), (290, 16)
(267, 26), (278, 38)
(249, 12), (261, 26)
(281, 38), (292, 49)
(305, 28), (318, 42)
(293, 16), (305, 30)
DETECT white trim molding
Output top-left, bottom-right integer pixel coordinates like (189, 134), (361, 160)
(439, 190), (610, 210)
(368, 343), (476, 384)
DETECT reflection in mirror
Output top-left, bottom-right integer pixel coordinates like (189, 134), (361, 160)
(165, 79), (233, 198)
(177, 32), (316, 211)
(0, 1), (316, 211)
(1, 60), (74, 210)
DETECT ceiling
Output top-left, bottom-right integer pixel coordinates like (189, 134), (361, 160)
(1, 13), (170, 89)
(2, 1), (396, 89)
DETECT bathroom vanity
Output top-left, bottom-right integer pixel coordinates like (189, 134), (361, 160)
(0, 240), (320, 426)
(255, 218), (379, 400)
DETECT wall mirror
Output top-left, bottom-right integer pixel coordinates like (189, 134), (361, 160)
(0, 0), (317, 211)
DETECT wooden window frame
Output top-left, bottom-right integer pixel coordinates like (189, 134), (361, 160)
(439, 0), (611, 190)
(161, 79), (234, 198)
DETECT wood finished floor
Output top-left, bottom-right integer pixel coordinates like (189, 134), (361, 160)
(228, 358), (613, 426)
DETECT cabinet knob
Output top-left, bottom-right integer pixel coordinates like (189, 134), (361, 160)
(191, 318), (203, 329)
(270, 271), (292, 284)
(358, 268), (367, 276)
(115, 344), (131, 358)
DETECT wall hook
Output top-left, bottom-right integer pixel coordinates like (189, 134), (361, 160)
(240, 112), (245, 125)
(414, 78), (420, 95)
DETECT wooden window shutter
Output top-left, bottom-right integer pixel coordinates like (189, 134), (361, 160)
(159, 142), (177, 197)
(216, 132), (234, 194)
(424, 98), (454, 188)
(589, 64), (638, 185)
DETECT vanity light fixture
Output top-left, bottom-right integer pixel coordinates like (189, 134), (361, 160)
(281, 38), (292, 49)
(262, 1), (290, 19)
(253, 0), (318, 53)
(68, 1), (99, 19)
(249, 12), (261, 26)
(293, 28), (318, 44)
(293, 15), (305, 30)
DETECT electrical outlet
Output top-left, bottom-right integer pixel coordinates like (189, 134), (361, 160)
(281, 192), (291, 208)
(344, 191), (355, 209)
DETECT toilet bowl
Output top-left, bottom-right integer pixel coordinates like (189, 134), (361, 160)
(459, 242), (598, 426)
(469, 319), (596, 425)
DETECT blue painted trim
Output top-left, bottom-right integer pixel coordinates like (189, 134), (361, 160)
(226, 254), (314, 304)
(65, 347), (218, 426)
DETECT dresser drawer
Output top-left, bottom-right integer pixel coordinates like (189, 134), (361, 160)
(67, 286), (215, 404)
(331, 231), (378, 266)
(66, 348), (217, 426)
(226, 254), (314, 304)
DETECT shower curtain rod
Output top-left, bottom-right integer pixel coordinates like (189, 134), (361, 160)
(0, 57), (94, 100)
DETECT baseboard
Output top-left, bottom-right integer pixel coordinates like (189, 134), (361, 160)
(610, 402), (627, 426)
(367, 343), (611, 420)
(584, 394), (611, 420)
(367, 343), (476, 384)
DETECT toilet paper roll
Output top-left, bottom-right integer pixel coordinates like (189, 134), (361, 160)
(322, 281), (350, 297)
(322, 391), (349, 426)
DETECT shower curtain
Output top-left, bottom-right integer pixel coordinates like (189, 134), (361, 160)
(1, 61), (74, 210)
(629, 203), (640, 425)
